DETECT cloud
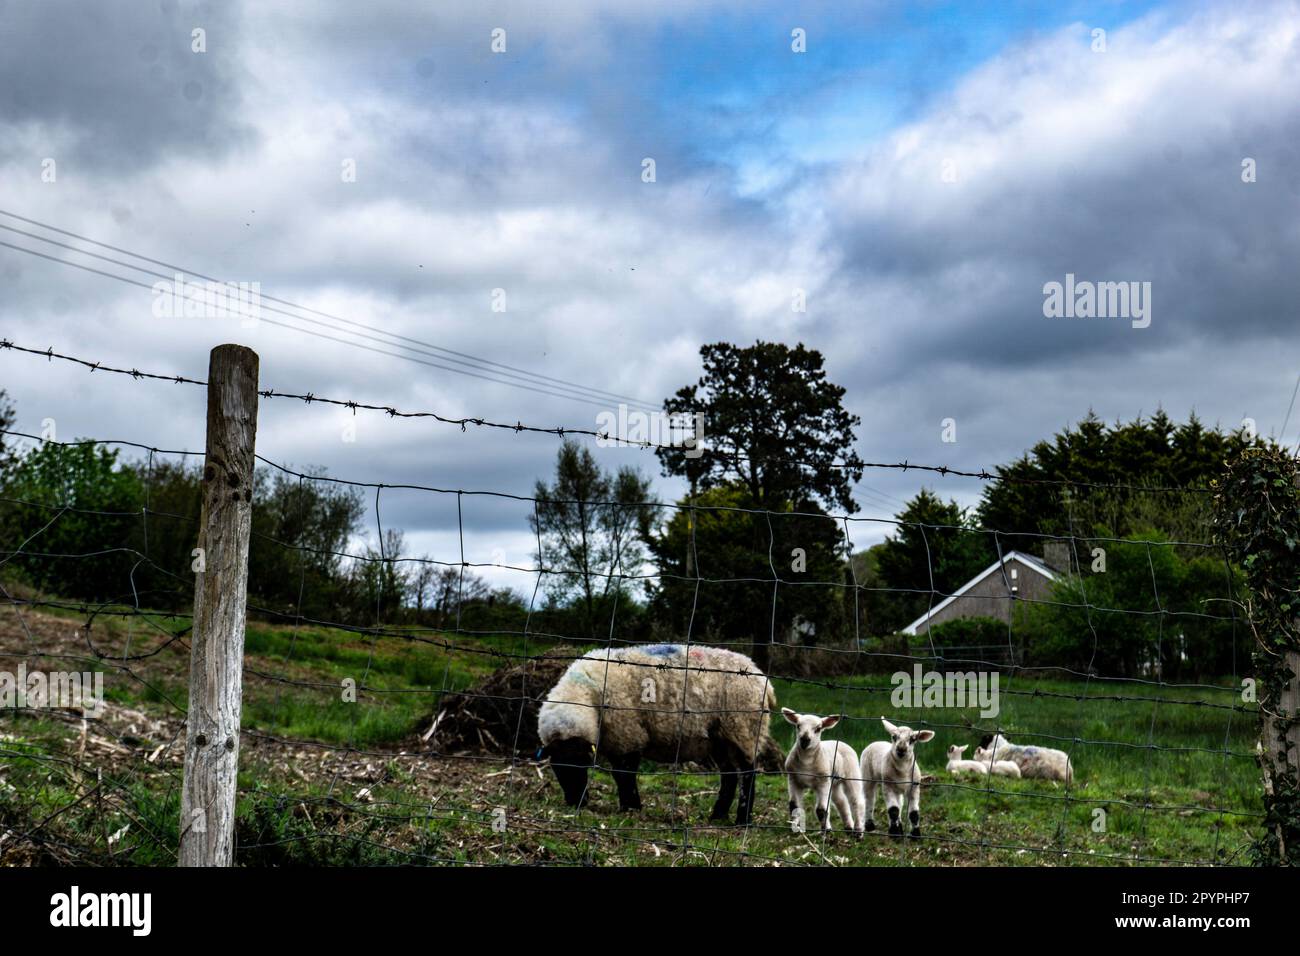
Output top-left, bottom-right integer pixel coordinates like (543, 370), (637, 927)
(0, 0), (255, 170)
(0, 0), (1297, 571)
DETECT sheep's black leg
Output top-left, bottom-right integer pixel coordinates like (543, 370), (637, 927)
(707, 724), (742, 823)
(734, 766), (758, 827)
(611, 753), (642, 810)
(711, 767), (738, 821)
(908, 809), (921, 839)
(887, 805), (903, 838)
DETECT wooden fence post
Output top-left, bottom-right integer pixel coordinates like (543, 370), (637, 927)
(179, 344), (259, 866)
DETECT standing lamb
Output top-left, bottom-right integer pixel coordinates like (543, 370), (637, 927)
(979, 733), (1072, 782)
(781, 709), (865, 837)
(971, 745), (1023, 778)
(945, 744), (990, 777)
(861, 718), (935, 838)
(537, 643), (777, 826)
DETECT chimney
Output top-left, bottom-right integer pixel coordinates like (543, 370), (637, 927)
(1042, 539), (1073, 574)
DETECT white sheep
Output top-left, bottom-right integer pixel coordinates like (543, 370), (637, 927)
(860, 718), (934, 838)
(979, 733), (1072, 782)
(971, 745), (1023, 778)
(945, 744), (990, 777)
(537, 643), (776, 825)
(780, 709), (865, 837)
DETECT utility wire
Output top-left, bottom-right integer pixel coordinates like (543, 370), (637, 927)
(0, 210), (659, 412)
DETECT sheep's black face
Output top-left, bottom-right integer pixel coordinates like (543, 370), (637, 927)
(546, 738), (594, 808)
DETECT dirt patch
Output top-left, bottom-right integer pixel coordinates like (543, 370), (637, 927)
(425, 651), (580, 756)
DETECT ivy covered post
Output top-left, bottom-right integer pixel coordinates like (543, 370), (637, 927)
(1214, 446), (1300, 865)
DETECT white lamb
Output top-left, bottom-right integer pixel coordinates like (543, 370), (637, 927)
(971, 745), (1023, 778)
(979, 733), (1071, 782)
(781, 709), (865, 837)
(860, 718), (934, 838)
(945, 744), (990, 777)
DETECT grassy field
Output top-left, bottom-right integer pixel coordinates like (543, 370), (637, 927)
(0, 608), (1262, 866)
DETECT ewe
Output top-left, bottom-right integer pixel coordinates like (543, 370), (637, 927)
(979, 733), (1072, 783)
(538, 644), (776, 826)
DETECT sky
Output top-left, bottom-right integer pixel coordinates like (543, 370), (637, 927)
(1, 0), (1297, 593)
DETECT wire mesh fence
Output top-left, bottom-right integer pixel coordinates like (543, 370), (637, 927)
(0, 343), (1266, 866)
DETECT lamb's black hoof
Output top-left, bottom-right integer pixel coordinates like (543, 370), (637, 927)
(909, 827), (922, 839)
(733, 815), (751, 828)
(888, 826), (904, 839)
(864, 820), (876, 832)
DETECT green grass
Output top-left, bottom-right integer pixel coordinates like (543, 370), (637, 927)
(0, 612), (1262, 865)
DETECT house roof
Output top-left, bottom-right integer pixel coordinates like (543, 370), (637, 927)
(900, 550), (1059, 635)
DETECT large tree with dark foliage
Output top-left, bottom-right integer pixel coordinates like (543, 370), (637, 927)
(650, 343), (861, 666)
(656, 341), (864, 513)
(977, 410), (1258, 552)
(648, 483), (847, 665)
(869, 489), (995, 636)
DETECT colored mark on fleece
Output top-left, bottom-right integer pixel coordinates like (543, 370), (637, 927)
(640, 644), (684, 657)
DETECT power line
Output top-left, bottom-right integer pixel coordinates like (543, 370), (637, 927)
(0, 239), (648, 410)
(0, 210), (660, 412)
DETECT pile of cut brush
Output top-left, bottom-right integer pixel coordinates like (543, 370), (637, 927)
(423, 651), (786, 771)
(423, 652), (579, 757)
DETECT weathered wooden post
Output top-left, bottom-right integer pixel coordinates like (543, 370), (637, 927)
(179, 344), (259, 866)
(1214, 446), (1300, 865)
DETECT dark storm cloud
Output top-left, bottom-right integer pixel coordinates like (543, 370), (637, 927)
(0, 0), (254, 169)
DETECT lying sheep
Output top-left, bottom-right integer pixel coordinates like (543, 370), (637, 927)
(979, 733), (1072, 783)
(945, 744), (989, 777)
(538, 643), (776, 826)
(781, 709), (864, 837)
(971, 745), (1023, 778)
(861, 718), (934, 838)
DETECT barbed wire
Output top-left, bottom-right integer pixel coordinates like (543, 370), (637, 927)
(0, 340), (1227, 493)
(0, 378), (1258, 867)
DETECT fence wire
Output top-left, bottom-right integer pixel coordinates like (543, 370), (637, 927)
(0, 346), (1263, 867)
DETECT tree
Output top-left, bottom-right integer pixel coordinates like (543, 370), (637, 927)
(413, 564), (491, 628)
(530, 440), (656, 640)
(345, 528), (410, 624)
(647, 483), (847, 668)
(0, 439), (144, 601)
(869, 489), (995, 636)
(656, 341), (864, 513)
(0, 389), (18, 482)
(1020, 528), (1240, 679)
(977, 410), (1258, 552)
(242, 466), (367, 622)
